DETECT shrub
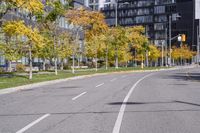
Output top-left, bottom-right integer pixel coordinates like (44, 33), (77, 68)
(63, 64), (69, 70)
(16, 64), (25, 72)
(0, 67), (4, 73)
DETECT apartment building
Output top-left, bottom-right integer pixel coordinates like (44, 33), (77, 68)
(101, 0), (199, 49)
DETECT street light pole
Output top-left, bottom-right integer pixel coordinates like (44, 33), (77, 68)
(165, 28), (168, 67)
(115, 0), (118, 27)
(169, 15), (172, 67)
(114, 0), (129, 69)
(161, 41), (164, 67)
(115, 0), (118, 69)
(197, 24), (200, 65)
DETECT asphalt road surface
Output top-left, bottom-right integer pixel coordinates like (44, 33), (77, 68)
(1, 67), (200, 133)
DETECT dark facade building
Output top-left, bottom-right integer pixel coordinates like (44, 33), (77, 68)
(102, 0), (199, 50)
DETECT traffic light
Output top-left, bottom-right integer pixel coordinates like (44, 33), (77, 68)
(181, 34), (186, 42)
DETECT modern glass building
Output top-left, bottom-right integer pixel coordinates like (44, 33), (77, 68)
(101, 0), (199, 49)
(84, 0), (112, 10)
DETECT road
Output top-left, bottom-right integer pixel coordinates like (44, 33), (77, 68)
(0, 67), (200, 133)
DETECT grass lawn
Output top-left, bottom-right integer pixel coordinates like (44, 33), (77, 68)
(0, 67), (167, 89)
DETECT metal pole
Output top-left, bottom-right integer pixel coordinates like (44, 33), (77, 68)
(169, 15), (172, 67)
(197, 24), (200, 65)
(165, 28), (168, 67)
(115, 0), (118, 69)
(180, 38), (183, 66)
(145, 25), (149, 67)
(115, 0), (118, 27)
(162, 41), (164, 67)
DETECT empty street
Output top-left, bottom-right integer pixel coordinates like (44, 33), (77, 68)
(1, 67), (200, 133)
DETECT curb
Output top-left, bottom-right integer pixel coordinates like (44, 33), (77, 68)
(0, 66), (195, 95)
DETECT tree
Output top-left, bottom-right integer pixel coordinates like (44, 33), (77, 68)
(36, 0), (72, 75)
(172, 44), (194, 65)
(1, 0), (44, 78)
(106, 27), (128, 69)
(37, 31), (54, 70)
(127, 26), (148, 68)
(0, 35), (23, 72)
(3, 21), (44, 79)
(86, 34), (106, 71)
(65, 7), (108, 70)
(148, 44), (161, 66)
(118, 42), (132, 67)
(0, 0), (44, 21)
(57, 32), (73, 70)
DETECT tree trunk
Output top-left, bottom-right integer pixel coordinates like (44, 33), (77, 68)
(154, 61), (157, 67)
(126, 61), (128, 68)
(145, 50), (149, 67)
(105, 46), (108, 70)
(54, 58), (58, 75)
(61, 59), (64, 70)
(95, 49), (98, 72)
(72, 29), (79, 74)
(115, 47), (119, 69)
(43, 59), (46, 71)
(8, 61), (12, 72)
(141, 55), (144, 69)
(72, 54), (75, 74)
(29, 46), (33, 80)
(77, 54), (80, 67)
(54, 35), (58, 75)
(95, 57), (98, 72)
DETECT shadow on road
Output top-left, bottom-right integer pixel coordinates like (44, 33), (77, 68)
(165, 72), (200, 82)
(1, 106), (200, 117)
(108, 100), (200, 107)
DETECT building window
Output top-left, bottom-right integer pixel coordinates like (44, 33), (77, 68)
(154, 6), (165, 14)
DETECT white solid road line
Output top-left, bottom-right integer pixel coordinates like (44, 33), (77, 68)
(112, 73), (154, 133)
(72, 92), (87, 101)
(95, 83), (104, 88)
(16, 114), (50, 133)
(110, 78), (117, 82)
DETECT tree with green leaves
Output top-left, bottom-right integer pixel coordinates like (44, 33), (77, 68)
(36, 0), (72, 75)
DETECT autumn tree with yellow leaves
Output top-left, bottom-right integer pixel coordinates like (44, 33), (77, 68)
(126, 26), (149, 68)
(65, 7), (108, 71)
(0, 35), (23, 72)
(0, 0), (44, 79)
(172, 44), (194, 65)
(148, 44), (161, 66)
(0, 0), (44, 21)
(3, 21), (44, 79)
